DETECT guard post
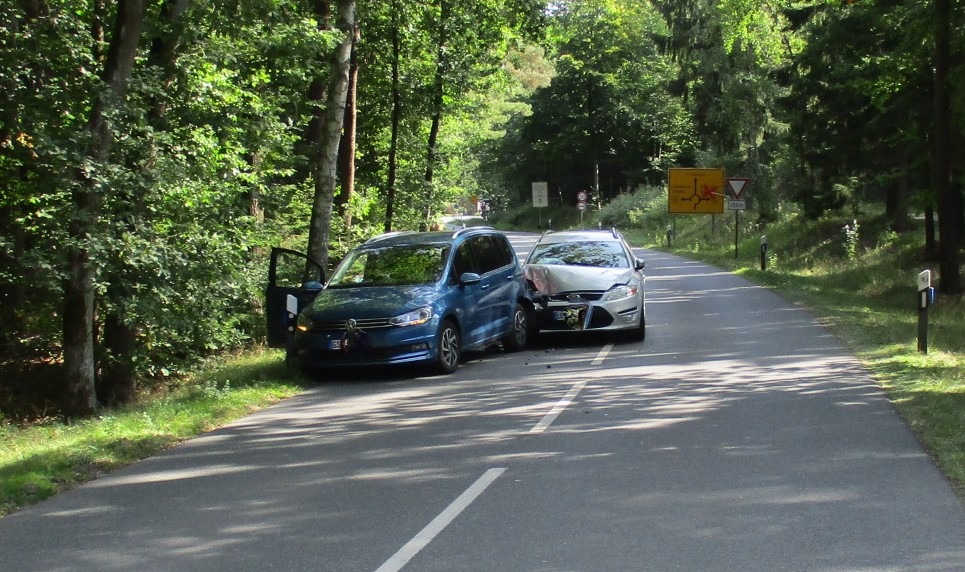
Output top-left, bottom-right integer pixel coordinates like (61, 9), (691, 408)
(666, 225), (673, 248)
(917, 270), (934, 354)
(760, 235), (768, 271)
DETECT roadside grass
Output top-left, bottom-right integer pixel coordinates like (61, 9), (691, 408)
(625, 210), (965, 496)
(0, 348), (304, 517)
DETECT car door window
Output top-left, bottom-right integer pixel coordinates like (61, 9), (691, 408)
(451, 242), (476, 281)
(470, 236), (507, 275)
(491, 235), (515, 268)
(269, 248), (324, 287)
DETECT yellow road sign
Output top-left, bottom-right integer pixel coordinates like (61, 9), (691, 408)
(668, 168), (725, 214)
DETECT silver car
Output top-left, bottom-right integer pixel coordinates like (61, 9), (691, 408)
(524, 229), (646, 341)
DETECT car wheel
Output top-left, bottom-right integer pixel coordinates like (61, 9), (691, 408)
(436, 319), (461, 374)
(503, 303), (529, 352)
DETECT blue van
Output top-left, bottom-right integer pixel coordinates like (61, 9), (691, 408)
(266, 228), (532, 374)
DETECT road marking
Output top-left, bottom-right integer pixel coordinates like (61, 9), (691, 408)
(375, 468), (506, 572)
(591, 343), (613, 365)
(528, 344), (609, 434)
(529, 378), (589, 434)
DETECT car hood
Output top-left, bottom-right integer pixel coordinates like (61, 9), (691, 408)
(306, 284), (440, 319)
(525, 264), (634, 295)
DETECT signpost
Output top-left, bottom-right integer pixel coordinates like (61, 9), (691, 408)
(532, 182), (548, 207)
(726, 177), (750, 258)
(532, 181), (548, 228)
(576, 190), (588, 224)
(668, 169), (725, 214)
(727, 178), (749, 200)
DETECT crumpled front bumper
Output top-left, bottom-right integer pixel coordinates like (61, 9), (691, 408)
(530, 295), (642, 332)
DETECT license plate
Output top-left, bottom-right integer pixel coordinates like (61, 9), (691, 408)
(329, 339), (342, 350)
(552, 306), (587, 329)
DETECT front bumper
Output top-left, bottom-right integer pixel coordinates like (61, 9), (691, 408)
(532, 296), (642, 332)
(292, 326), (437, 368)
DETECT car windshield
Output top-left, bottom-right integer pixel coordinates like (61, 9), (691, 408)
(528, 240), (628, 268)
(328, 244), (449, 287)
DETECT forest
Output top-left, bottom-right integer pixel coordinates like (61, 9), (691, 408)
(1, 0), (962, 417)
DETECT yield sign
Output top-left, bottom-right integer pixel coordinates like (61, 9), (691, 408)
(726, 177), (750, 199)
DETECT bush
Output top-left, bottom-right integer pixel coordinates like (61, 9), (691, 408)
(592, 186), (669, 233)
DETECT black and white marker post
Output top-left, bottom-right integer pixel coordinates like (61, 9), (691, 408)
(760, 235), (768, 271)
(917, 270), (935, 354)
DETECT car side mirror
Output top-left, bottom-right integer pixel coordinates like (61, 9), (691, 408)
(302, 281), (323, 291)
(458, 272), (482, 285)
(635, 259), (646, 271)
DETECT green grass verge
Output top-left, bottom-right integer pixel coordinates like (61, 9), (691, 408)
(0, 348), (305, 517)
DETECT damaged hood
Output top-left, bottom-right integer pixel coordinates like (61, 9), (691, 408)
(525, 264), (635, 296)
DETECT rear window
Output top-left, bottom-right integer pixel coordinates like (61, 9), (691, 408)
(527, 240), (628, 268)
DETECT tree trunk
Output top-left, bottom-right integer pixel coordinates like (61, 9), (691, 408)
(306, 0), (355, 272)
(302, 0), (332, 175)
(64, 235), (98, 416)
(65, 0), (148, 416)
(384, 0), (401, 233)
(337, 22), (360, 229)
(423, 110), (442, 223)
(99, 312), (137, 405)
(933, 0), (960, 293)
(146, 0), (192, 123)
(422, 0), (449, 224)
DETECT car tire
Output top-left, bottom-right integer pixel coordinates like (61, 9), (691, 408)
(435, 319), (461, 374)
(503, 303), (529, 352)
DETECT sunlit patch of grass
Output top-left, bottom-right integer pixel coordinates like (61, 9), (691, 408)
(873, 349), (965, 495)
(0, 348), (304, 516)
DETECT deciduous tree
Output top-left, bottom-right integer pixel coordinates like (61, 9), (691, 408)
(64, 0), (148, 415)
(306, 0), (356, 272)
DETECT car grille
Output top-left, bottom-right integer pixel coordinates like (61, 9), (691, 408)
(310, 318), (394, 331)
(312, 346), (401, 361)
(548, 291), (603, 302)
(587, 308), (613, 328)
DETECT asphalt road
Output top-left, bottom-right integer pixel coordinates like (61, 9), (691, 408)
(2, 234), (964, 571)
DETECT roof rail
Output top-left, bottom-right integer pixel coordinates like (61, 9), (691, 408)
(611, 227), (620, 239)
(452, 225), (494, 238)
(364, 231), (414, 244)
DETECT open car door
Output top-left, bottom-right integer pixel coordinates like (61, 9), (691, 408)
(266, 248), (325, 348)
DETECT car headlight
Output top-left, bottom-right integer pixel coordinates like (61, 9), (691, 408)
(296, 313), (314, 332)
(603, 284), (638, 302)
(389, 306), (433, 327)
